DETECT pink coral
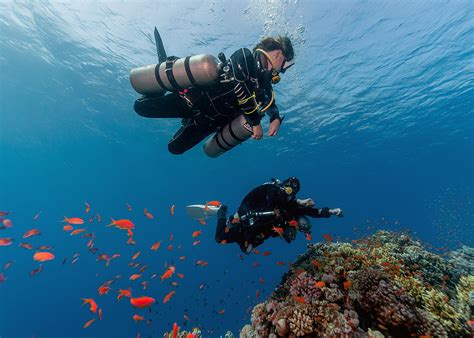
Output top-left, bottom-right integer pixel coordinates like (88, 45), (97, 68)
(289, 271), (322, 303)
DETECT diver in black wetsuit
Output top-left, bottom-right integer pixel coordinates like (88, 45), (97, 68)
(133, 36), (295, 155)
(214, 177), (344, 254)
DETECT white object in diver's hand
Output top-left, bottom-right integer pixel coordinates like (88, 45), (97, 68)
(329, 208), (343, 217)
(186, 205), (220, 220)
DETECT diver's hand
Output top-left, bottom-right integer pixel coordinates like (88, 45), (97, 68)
(267, 119), (281, 136)
(297, 198), (315, 207)
(252, 124), (263, 140)
(329, 208), (343, 217)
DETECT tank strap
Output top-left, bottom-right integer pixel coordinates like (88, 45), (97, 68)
(165, 57), (182, 91)
(215, 132), (231, 151)
(154, 64), (168, 91)
(228, 121), (245, 142)
(184, 56), (199, 88)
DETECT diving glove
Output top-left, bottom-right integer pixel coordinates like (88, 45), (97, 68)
(329, 208), (343, 217)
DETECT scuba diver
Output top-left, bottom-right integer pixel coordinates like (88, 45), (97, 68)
(214, 177), (343, 254)
(131, 28), (295, 157)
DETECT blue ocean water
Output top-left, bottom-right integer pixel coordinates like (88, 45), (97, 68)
(0, 0), (473, 337)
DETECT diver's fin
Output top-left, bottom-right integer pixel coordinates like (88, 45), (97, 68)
(186, 205), (220, 220)
(154, 27), (167, 63)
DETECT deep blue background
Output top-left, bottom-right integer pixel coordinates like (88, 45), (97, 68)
(1, 1), (473, 337)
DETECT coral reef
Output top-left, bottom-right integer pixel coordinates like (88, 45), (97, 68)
(241, 230), (473, 337)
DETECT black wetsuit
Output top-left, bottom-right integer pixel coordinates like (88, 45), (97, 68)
(215, 182), (332, 253)
(134, 48), (281, 154)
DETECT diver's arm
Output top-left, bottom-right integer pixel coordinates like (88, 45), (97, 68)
(299, 206), (343, 218)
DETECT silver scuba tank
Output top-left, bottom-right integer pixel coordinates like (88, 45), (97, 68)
(203, 114), (253, 158)
(130, 54), (221, 95)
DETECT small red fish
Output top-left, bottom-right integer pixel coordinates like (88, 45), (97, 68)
(163, 290), (176, 303)
(133, 314), (144, 322)
(255, 290), (259, 301)
(160, 266), (175, 281)
(98, 285), (111, 296)
(192, 240), (201, 246)
(343, 280), (352, 290)
(71, 229), (86, 235)
(82, 298), (98, 313)
(192, 230), (201, 238)
(126, 203), (132, 211)
(272, 226), (284, 236)
(130, 296), (155, 308)
(2, 219), (13, 228)
(0, 238), (13, 246)
(33, 251), (55, 262)
(322, 233), (333, 242)
(23, 228), (41, 238)
(130, 274), (141, 281)
(83, 318), (95, 329)
(288, 219), (298, 227)
(63, 217), (84, 225)
(19, 242), (33, 250)
(305, 233), (312, 241)
(144, 208), (153, 219)
(172, 322), (179, 338)
(98, 308), (103, 320)
(178, 256), (186, 261)
(170, 205), (175, 216)
(218, 309), (225, 315)
(198, 219), (206, 225)
(262, 251), (271, 256)
(293, 296), (306, 303)
(177, 273), (184, 279)
(63, 225), (73, 231)
(117, 288), (132, 300)
(132, 251), (141, 260)
(276, 261), (286, 266)
(85, 202), (91, 214)
(107, 218), (135, 230)
(151, 240), (161, 251)
(167, 244), (173, 251)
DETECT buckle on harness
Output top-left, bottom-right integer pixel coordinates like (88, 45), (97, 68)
(178, 88), (193, 108)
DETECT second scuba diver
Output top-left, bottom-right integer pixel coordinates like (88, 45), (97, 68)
(132, 33), (295, 156)
(214, 177), (343, 254)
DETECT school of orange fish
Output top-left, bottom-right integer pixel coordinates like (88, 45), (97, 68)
(0, 204), (337, 336)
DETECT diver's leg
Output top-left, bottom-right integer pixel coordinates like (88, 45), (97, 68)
(167, 120), (214, 155)
(134, 92), (191, 118)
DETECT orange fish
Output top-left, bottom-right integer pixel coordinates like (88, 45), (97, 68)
(71, 229), (86, 235)
(293, 296), (306, 304)
(192, 240), (201, 246)
(177, 273), (184, 279)
(172, 322), (179, 338)
(82, 298), (98, 313)
(192, 230), (201, 238)
(96, 213), (102, 222)
(231, 217), (240, 224)
(171, 281), (179, 287)
(167, 244), (173, 251)
(305, 233), (312, 241)
(63, 225), (73, 231)
(276, 261), (286, 266)
(196, 260), (208, 267)
(133, 314), (144, 322)
(169, 233), (174, 241)
(343, 280), (352, 290)
(272, 226), (284, 236)
(163, 290), (176, 303)
(19, 243), (33, 250)
(151, 240), (161, 251)
(262, 251), (271, 256)
(130, 296), (155, 308)
(218, 309), (225, 315)
(252, 249), (260, 255)
(315, 281), (325, 288)
(85, 202), (91, 214)
(160, 266), (175, 281)
(126, 203), (132, 211)
(179, 256), (186, 261)
(288, 220), (298, 227)
(170, 205), (175, 216)
(107, 218), (135, 230)
(0, 211), (9, 217)
(198, 219), (206, 225)
(63, 217), (84, 225)
(144, 208), (153, 219)
(117, 288), (132, 300)
(83, 318), (95, 329)
(0, 238), (13, 246)
(23, 228), (41, 238)
(132, 251), (141, 260)
(322, 233), (333, 242)
(98, 308), (103, 320)
(3, 219), (13, 227)
(33, 251), (55, 262)
(255, 290), (259, 301)
(130, 274), (142, 281)
(98, 285), (111, 296)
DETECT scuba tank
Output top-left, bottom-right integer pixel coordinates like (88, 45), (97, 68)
(203, 114), (253, 158)
(130, 54), (221, 95)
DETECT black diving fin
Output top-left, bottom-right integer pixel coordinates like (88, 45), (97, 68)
(154, 27), (167, 63)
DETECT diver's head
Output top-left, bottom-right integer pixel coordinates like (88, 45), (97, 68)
(253, 36), (295, 83)
(282, 176), (300, 197)
(296, 216), (312, 234)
